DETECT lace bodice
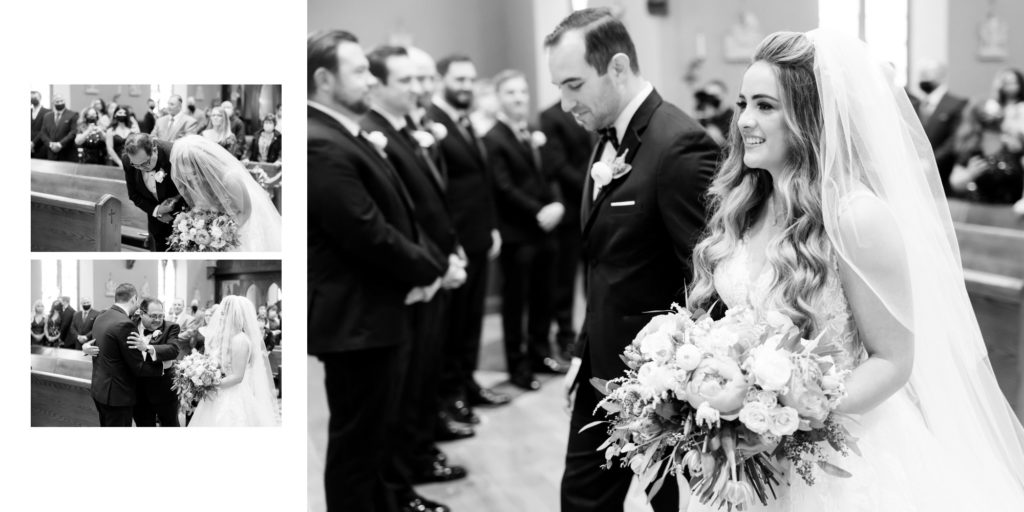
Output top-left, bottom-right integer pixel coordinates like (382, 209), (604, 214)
(713, 240), (866, 371)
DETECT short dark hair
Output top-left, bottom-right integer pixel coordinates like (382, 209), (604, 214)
(139, 297), (163, 313)
(262, 113), (277, 127)
(123, 132), (157, 157)
(308, 30), (359, 94)
(114, 283), (137, 303)
(543, 7), (639, 75)
(436, 54), (473, 77)
(367, 45), (409, 85)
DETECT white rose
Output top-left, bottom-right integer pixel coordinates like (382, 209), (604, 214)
(154, 170), (166, 183)
(768, 406), (800, 436)
(637, 362), (677, 397)
(428, 122), (448, 141)
(591, 161), (613, 188)
(194, 218), (205, 229)
(738, 402), (771, 434)
(639, 331), (675, 363)
(365, 131), (388, 152)
(411, 130), (435, 148)
(674, 343), (703, 371)
(747, 345), (793, 392)
(531, 131), (547, 148)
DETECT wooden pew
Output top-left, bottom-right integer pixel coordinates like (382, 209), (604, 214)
(31, 158), (126, 181)
(31, 347), (98, 427)
(31, 192), (121, 251)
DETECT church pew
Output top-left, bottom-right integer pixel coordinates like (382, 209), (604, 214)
(31, 158), (125, 181)
(31, 169), (149, 248)
(31, 347), (98, 427)
(947, 198), (1024, 231)
(31, 192), (121, 251)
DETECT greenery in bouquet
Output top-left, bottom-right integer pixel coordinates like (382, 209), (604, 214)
(167, 208), (240, 252)
(170, 352), (223, 413)
(588, 304), (858, 509)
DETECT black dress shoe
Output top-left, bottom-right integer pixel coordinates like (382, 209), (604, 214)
(510, 371), (541, 391)
(400, 496), (450, 512)
(447, 400), (480, 424)
(435, 412), (475, 441)
(533, 356), (569, 374)
(411, 460), (469, 484)
(467, 387), (511, 407)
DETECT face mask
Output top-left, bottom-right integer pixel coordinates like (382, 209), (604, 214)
(86, 116), (98, 123)
(54, 103), (65, 111)
(191, 305), (198, 314)
(116, 115), (129, 123)
(264, 123), (274, 132)
(31, 98), (39, 107)
(82, 305), (91, 311)
(919, 81), (938, 94)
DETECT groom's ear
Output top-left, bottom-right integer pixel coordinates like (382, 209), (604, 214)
(608, 53), (631, 78)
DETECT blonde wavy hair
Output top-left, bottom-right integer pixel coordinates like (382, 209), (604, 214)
(688, 32), (831, 337)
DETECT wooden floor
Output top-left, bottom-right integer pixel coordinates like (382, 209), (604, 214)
(307, 313), (654, 512)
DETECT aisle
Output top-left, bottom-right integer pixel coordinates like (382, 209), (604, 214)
(307, 313), (654, 512)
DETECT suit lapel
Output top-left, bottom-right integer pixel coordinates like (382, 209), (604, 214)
(431, 105), (486, 166)
(581, 90), (662, 239)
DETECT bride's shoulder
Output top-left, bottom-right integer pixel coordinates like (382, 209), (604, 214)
(230, 332), (252, 350)
(833, 187), (907, 270)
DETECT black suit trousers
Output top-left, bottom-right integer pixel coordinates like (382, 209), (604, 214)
(552, 219), (582, 346)
(561, 356), (679, 512)
(133, 396), (180, 427)
(499, 240), (556, 373)
(440, 251), (489, 399)
(321, 348), (402, 512)
(94, 400), (134, 427)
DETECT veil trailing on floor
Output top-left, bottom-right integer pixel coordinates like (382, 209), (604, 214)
(809, 28), (1024, 498)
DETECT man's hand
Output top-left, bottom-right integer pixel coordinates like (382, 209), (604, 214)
(405, 278), (443, 305)
(536, 202), (565, 232)
(77, 335), (87, 343)
(82, 340), (99, 357)
(564, 356), (582, 414)
(127, 332), (151, 353)
(158, 213), (175, 224)
(441, 254), (468, 289)
(488, 229), (502, 260)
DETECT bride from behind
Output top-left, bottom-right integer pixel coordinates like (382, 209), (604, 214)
(169, 134), (281, 252)
(189, 296), (279, 427)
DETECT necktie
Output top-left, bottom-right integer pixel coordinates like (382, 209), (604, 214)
(401, 125), (446, 189)
(598, 127), (619, 151)
(54, 111), (61, 124)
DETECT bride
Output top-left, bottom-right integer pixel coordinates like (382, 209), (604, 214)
(189, 296), (280, 427)
(685, 30), (1024, 510)
(169, 134), (281, 252)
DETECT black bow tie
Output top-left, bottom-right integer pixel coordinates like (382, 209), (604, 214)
(598, 127), (619, 151)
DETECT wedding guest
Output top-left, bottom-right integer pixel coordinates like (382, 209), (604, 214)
(364, 44), (470, 487)
(34, 94), (79, 161)
(44, 300), (63, 346)
(994, 68), (1024, 144)
(131, 297), (181, 427)
(71, 296), (99, 350)
(153, 94), (199, 141)
(949, 99), (1023, 204)
(87, 98), (109, 129)
(308, 29), (448, 512)
(221, 100), (247, 149)
(201, 106), (241, 157)
(106, 107), (135, 168)
(540, 101), (593, 360)
(140, 98), (157, 134)
(75, 108), (109, 164)
(428, 53), (511, 429)
(187, 97), (209, 133)
(31, 300), (46, 344)
(694, 79), (735, 147)
(545, 9), (717, 511)
(916, 60), (968, 195)
(59, 296), (77, 348)
(485, 69), (567, 390)
(245, 114), (282, 167)
(30, 91), (50, 159)
(166, 298), (187, 326)
(265, 304), (281, 351)
(275, 103), (282, 132)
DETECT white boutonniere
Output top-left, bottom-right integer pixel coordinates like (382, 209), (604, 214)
(591, 149), (632, 189)
(364, 131), (389, 157)
(411, 130), (436, 148)
(531, 131), (547, 148)
(151, 329), (162, 340)
(153, 170), (166, 183)
(427, 122), (448, 141)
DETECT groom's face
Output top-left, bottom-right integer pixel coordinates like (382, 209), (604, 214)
(548, 30), (619, 131)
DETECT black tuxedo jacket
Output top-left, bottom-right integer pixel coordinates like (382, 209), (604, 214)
(137, 321), (181, 405)
(919, 92), (968, 180)
(540, 103), (594, 228)
(30, 106), (51, 158)
(70, 308), (100, 346)
(59, 306), (77, 348)
(90, 306), (163, 407)
(362, 110), (458, 256)
(34, 109), (79, 161)
(425, 104), (497, 254)
(307, 105), (444, 355)
(578, 89), (718, 381)
(484, 120), (560, 244)
(122, 140), (185, 251)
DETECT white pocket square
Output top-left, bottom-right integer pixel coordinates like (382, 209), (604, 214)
(610, 200), (635, 207)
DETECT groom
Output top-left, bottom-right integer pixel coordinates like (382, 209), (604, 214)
(89, 283), (165, 427)
(545, 8), (718, 511)
(122, 133), (186, 251)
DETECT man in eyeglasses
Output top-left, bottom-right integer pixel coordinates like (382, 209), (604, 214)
(128, 297), (181, 427)
(121, 133), (185, 251)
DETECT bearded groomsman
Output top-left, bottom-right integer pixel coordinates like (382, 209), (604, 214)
(308, 30), (446, 512)
(427, 54), (511, 429)
(545, 8), (718, 511)
(362, 45), (468, 506)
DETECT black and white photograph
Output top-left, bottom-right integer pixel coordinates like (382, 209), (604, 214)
(30, 84), (283, 252)
(30, 259), (283, 427)
(307, 1), (1024, 511)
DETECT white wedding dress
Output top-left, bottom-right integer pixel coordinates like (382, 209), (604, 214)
(170, 135), (281, 252)
(189, 296), (279, 427)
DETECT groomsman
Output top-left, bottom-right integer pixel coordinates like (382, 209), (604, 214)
(131, 298), (181, 427)
(307, 30), (447, 512)
(427, 54), (511, 427)
(484, 70), (567, 391)
(59, 296), (77, 348)
(539, 101), (594, 361)
(362, 45), (469, 499)
(545, 8), (718, 511)
(30, 91), (50, 159)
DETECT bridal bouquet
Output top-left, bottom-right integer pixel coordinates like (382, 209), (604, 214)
(590, 304), (857, 509)
(171, 352), (223, 414)
(168, 208), (240, 252)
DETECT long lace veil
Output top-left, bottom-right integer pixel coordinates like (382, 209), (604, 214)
(809, 28), (1024, 492)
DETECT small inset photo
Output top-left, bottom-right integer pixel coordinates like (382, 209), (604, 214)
(30, 259), (282, 427)
(30, 85), (282, 253)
